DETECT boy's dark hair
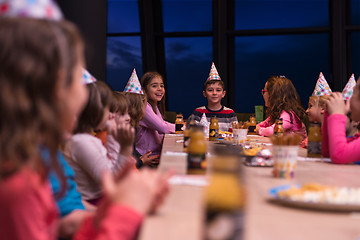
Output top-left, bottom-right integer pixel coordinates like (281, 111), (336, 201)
(203, 80), (225, 91)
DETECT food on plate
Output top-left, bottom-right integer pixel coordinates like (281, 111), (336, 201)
(276, 183), (360, 205)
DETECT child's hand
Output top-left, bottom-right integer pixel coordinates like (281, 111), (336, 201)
(141, 150), (160, 167)
(327, 92), (347, 115)
(115, 122), (135, 157)
(106, 118), (117, 136)
(102, 168), (171, 215)
(255, 124), (260, 134)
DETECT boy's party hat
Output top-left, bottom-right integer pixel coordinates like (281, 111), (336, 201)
(207, 62), (221, 81)
(342, 74), (356, 100)
(0, 0), (63, 20)
(124, 69), (144, 94)
(200, 113), (209, 138)
(312, 72), (332, 96)
(82, 68), (97, 84)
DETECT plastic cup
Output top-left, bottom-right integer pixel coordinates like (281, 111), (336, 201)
(272, 145), (299, 179)
(233, 129), (248, 145)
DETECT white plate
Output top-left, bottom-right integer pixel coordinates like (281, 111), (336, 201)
(269, 185), (360, 212)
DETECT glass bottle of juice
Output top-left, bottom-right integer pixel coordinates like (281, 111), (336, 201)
(183, 119), (195, 152)
(209, 116), (219, 141)
(248, 115), (256, 134)
(175, 113), (184, 134)
(187, 125), (207, 174)
(307, 122), (322, 157)
(204, 146), (245, 240)
(273, 118), (284, 137)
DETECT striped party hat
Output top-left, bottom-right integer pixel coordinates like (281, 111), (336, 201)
(124, 69), (144, 94)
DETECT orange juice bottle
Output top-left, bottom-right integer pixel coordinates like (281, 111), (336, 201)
(248, 115), (256, 134)
(187, 125), (207, 174)
(183, 119), (195, 152)
(273, 118), (284, 137)
(307, 122), (322, 157)
(175, 113), (184, 134)
(204, 145), (244, 239)
(209, 116), (219, 141)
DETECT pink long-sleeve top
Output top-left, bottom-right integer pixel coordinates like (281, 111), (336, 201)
(136, 103), (175, 156)
(257, 110), (307, 143)
(321, 111), (360, 164)
(0, 166), (143, 240)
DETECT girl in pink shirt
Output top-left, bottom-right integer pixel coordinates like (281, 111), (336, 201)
(322, 79), (360, 164)
(136, 72), (175, 158)
(0, 18), (169, 240)
(256, 76), (308, 146)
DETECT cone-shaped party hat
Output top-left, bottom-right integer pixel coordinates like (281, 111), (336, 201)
(207, 62), (221, 81)
(342, 74), (356, 100)
(123, 69), (144, 94)
(312, 72), (332, 96)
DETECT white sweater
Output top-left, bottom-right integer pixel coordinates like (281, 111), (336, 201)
(62, 133), (132, 200)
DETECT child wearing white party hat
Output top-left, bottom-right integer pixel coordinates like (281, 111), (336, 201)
(189, 62), (238, 132)
(123, 69), (160, 168)
(322, 74), (360, 163)
(306, 72), (332, 124)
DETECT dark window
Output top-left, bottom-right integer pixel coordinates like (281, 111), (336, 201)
(235, 34), (330, 113)
(351, 0), (360, 25)
(235, 0), (329, 30)
(162, 0), (212, 32)
(106, 37), (142, 91)
(164, 37), (212, 118)
(107, 0), (140, 33)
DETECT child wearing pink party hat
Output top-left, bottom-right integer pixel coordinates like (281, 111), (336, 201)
(189, 62), (237, 132)
(322, 74), (360, 163)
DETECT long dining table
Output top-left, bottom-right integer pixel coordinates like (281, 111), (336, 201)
(139, 134), (360, 240)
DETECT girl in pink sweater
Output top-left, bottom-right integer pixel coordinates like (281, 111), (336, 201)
(0, 18), (169, 240)
(322, 80), (360, 163)
(136, 72), (175, 157)
(256, 76), (308, 145)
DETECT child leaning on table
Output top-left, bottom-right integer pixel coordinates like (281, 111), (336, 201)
(0, 17), (170, 240)
(189, 62), (237, 132)
(322, 79), (360, 164)
(256, 75), (307, 146)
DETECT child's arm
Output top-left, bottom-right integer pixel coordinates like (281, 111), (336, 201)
(256, 117), (270, 135)
(321, 110), (330, 157)
(140, 104), (175, 134)
(327, 114), (360, 163)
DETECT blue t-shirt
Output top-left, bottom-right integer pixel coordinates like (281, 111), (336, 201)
(46, 150), (85, 217)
